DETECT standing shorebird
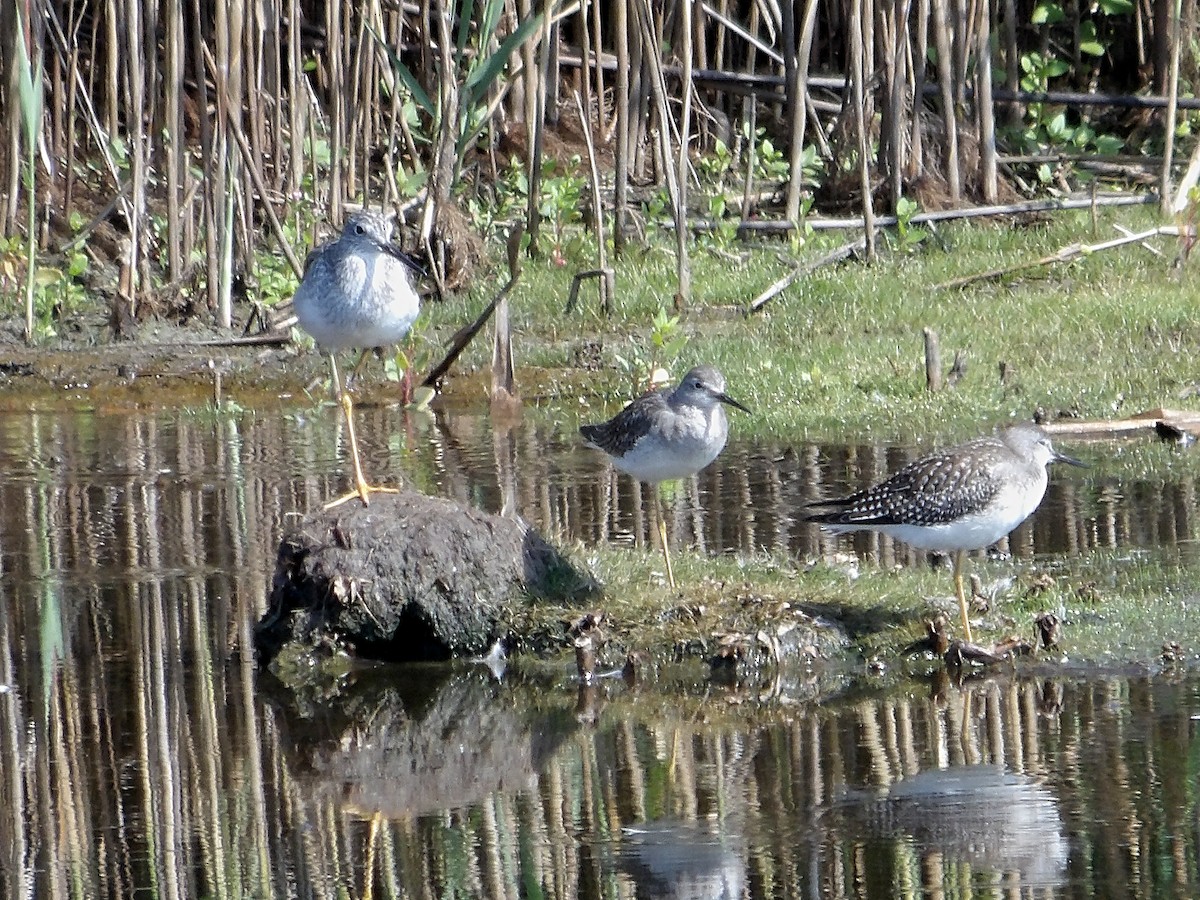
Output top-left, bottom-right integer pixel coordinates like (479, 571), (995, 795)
(294, 210), (422, 508)
(580, 365), (751, 587)
(804, 422), (1086, 643)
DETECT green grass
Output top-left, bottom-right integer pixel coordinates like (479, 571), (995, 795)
(413, 205), (1200, 666)
(507, 538), (1200, 670)
(422, 206), (1200, 446)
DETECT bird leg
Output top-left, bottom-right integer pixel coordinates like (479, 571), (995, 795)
(952, 549), (974, 644)
(654, 489), (677, 589)
(323, 354), (401, 509)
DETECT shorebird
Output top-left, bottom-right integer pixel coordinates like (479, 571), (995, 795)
(805, 422), (1086, 643)
(580, 365), (750, 587)
(293, 210), (422, 508)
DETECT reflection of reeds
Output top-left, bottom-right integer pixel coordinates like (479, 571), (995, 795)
(2, 408), (1200, 896)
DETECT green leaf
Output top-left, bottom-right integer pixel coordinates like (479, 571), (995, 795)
(1079, 21), (1105, 56)
(456, 0), (477, 55)
(1031, 1), (1064, 24)
(14, 7), (42, 147)
(1045, 59), (1070, 78)
(1094, 134), (1124, 154)
(480, 0), (505, 48)
(1098, 0), (1134, 13)
(368, 25), (434, 116)
(463, 13), (543, 98)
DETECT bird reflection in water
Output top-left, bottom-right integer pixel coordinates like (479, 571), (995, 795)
(615, 819), (744, 900)
(837, 765), (1068, 887)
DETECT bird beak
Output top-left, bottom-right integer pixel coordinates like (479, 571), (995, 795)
(1052, 447), (1088, 468)
(716, 391), (751, 414)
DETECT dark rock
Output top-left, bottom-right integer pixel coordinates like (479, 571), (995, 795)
(256, 490), (591, 666)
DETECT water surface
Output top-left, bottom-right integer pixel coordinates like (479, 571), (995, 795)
(2, 403), (1200, 898)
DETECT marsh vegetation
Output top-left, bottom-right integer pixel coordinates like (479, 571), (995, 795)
(0, 0), (1195, 351)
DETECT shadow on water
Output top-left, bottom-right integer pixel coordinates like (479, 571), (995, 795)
(2, 404), (1200, 896)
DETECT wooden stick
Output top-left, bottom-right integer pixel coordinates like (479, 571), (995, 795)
(675, 0), (694, 307)
(1160, 0), (1183, 215)
(931, 0), (961, 199)
(784, 0), (819, 224)
(202, 45), (306, 282)
(850, 0), (875, 259)
(1113, 224), (1165, 257)
(613, 0), (630, 256)
(934, 226), (1173, 290)
(421, 226), (524, 389)
(571, 90), (612, 313)
(692, 192), (1156, 234)
(1040, 408), (1200, 437)
(564, 268), (616, 313)
(555, 52), (1200, 112)
(976, 0), (997, 202)
(746, 237), (867, 314)
(924, 327), (942, 392)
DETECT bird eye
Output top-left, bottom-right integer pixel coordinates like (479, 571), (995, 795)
(354, 223), (366, 235)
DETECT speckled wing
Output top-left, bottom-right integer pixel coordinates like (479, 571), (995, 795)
(807, 443), (1004, 526)
(579, 389), (670, 458)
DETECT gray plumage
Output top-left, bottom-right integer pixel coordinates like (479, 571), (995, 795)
(291, 210), (423, 508)
(809, 436), (1011, 529)
(580, 365), (750, 484)
(806, 423), (1085, 549)
(294, 210), (422, 352)
(805, 422), (1086, 642)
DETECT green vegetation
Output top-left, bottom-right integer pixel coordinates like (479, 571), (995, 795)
(426, 205), (1200, 445)
(412, 203), (1200, 667)
(510, 537), (1200, 669)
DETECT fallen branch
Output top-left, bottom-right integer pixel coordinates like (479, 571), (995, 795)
(1040, 408), (1200, 438)
(935, 225), (1175, 290)
(746, 237), (867, 314)
(693, 191), (1156, 236)
(564, 268), (616, 314)
(1114, 223), (1165, 257)
(421, 225), (524, 390)
(175, 333), (293, 348)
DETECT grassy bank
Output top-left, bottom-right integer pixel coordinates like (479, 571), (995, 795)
(413, 205), (1200, 667)
(425, 206), (1199, 444)
(511, 535), (1200, 672)
(9, 204), (1199, 669)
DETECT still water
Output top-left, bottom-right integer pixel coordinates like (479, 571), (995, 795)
(2, 402), (1200, 898)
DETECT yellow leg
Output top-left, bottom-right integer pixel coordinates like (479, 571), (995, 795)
(648, 494), (676, 592)
(323, 354), (401, 509)
(952, 549), (974, 644)
(658, 515), (676, 589)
